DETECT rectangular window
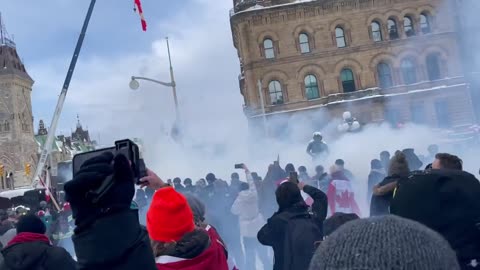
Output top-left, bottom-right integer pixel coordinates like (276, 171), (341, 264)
(435, 100), (450, 128)
(410, 103), (425, 124)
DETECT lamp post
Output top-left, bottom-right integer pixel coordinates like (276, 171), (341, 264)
(130, 38), (180, 121)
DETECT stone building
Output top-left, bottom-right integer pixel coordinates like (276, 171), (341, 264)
(0, 19), (38, 188)
(230, 0), (476, 137)
(35, 117), (96, 178)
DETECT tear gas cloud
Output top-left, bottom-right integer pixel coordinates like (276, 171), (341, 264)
(42, 0), (479, 216)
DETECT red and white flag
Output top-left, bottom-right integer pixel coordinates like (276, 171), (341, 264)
(134, 0), (147, 31)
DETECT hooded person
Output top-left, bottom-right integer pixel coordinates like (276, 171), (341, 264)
(231, 165), (271, 270)
(390, 169), (480, 269)
(144, 170), (231, 270)
(0, 214), (76, 270)
(327, 165), (361, 217)
(257, 181), (328, 270)
(370, 151), (409, 216)
(309, 215), (460, 270)
(63, 152), (157, 270)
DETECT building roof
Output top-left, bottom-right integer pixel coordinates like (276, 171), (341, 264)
(34, 134), (63, 152)
(0, 45), (32, 82)
(0, 15), (33, 82)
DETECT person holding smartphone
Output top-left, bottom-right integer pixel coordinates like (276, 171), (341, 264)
(257, 174), (328, 270)
(231, 164), (271, 270)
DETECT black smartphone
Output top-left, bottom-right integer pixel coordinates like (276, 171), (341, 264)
(289, 171), (299, 184)
(234, 163), (244, 169)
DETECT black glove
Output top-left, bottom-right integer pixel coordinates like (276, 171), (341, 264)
(64, 152), (135, 229)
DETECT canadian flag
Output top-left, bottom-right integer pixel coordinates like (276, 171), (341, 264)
(134, 0), (147, 31)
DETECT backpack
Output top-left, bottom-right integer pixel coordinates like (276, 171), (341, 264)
(281, 212), (323, 270)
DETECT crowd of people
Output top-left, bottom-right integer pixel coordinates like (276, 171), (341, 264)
(0, 144), (478, 270)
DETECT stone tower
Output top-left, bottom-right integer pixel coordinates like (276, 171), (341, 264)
(0, 15), (38, 188)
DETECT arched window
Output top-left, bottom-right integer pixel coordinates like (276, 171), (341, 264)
(341, 69), (356, 93)
(404, 16), (415, 37)
(335, 27), (346, 48)
(263, 39), (275, 59)
(299, 33), (310, 54)
(388, 19), (399, 40)
(377, 63), (393, 88)
(420, 13), (431, 34)
(401, 58), (417, 85)
(371, 21), (383, 42)
(427, 53), (441, 80)
(268, 80), (284, 105)
(304, 75), (320, 100)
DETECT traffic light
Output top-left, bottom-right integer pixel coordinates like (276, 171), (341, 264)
(0, 165), (4, 177)
(25, 163), (31, 176)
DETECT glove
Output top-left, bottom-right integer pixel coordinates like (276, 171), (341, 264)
(64, 152), (135, 228)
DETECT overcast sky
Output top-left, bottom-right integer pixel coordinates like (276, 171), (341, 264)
(1, 0), (245, 144)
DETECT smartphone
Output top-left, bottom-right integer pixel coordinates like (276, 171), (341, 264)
(289, 171), (299, 184)
(234, 163), (244, 169)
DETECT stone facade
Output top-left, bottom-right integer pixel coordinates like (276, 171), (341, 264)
(230, 0), (476, 137)
(0, 40), (38, 188)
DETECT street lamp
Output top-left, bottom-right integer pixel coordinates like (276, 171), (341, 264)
(130, 37), (180, 121)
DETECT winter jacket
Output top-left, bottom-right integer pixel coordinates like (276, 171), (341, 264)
(73, 209), (157, 270)
(327, 171), (361, 216)
(370, 152), (410, 216)
(231, 172), (265, 238)
(155, 228), (230, 270)
(257, 185), (328, 270)
(0, 232), (76, 270)
(370, 175), (402, 216)
(391, 169), (480, 269)
(367, 169), (386, 200)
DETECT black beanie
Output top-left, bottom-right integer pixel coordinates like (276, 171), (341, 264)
(16, 214), (46, 234)
(276, 182), (304, 211)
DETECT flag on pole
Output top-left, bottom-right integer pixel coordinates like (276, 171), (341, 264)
(134, 0), (147, 31)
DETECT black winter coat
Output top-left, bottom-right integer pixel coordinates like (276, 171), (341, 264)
(73, 209), (157, 270)
(0, 241), (76, 270)
(370, 175), (402, 216)
(257, 185), (328, 270)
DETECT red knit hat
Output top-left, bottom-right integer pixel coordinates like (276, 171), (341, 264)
(147, 187), (195, 242)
